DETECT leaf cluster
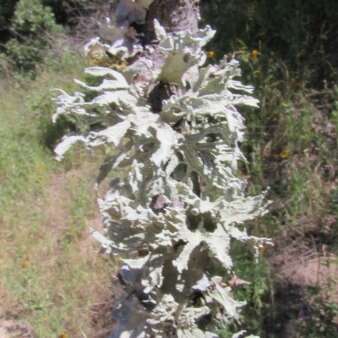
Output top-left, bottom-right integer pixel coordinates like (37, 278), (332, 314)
(53, 18), (270, 337)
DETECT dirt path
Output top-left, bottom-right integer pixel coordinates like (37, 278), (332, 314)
(0, 166), (118, 338)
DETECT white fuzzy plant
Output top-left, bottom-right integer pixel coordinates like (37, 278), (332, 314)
(53, 17), (270, 338)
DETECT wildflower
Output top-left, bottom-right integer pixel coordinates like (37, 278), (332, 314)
(20, 257), (30, 269)
(250, 49), (260, 61)
(279, 149), (289, 159)
(207, 50), (216, 59)
(58, 333), (69, 338)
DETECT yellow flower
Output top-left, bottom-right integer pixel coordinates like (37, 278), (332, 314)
(279, 149), (289, 159)
(20, 257), (30, 269)
(250, 49), (260, 61)
(207, 50), (216, 59)
(58, 333), (69, 338)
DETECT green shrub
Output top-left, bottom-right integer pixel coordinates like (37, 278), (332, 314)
(5, 39), (45, 73)
(5, 0), (61, 73)
(12, 0), (59, 34)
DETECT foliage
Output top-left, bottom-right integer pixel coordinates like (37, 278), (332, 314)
(0, 0), (335, 336)
(53, 10), (271, 336)
(3, 0), (61, 73)
(300, 296), (338, 338)
(12, 0), (59, 34)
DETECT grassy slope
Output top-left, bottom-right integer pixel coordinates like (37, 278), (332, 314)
(0, 53), (115, 337)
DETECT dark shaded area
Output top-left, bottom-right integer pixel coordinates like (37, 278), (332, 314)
(201, 0), (338, 86)
(0, 0), (18, 44)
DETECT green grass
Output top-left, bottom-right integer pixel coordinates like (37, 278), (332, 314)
(0, 51), (115, 337)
